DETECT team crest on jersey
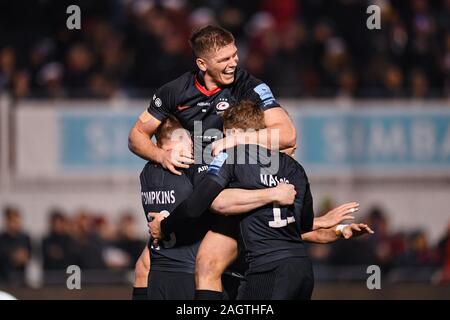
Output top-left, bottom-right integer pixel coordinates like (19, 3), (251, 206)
(207, 152), (228, 175)
(216, 101), (230, 111)
(155, 97), (162, 108)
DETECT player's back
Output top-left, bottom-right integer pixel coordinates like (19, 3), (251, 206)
(225, 145), (314, 272)
(140, 162), (208, 273)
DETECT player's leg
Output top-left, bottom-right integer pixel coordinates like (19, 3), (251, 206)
(132, 245), (150, 300)
(195, 230), (238, 299)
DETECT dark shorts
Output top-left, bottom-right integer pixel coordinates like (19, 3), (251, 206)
(210, 214), (241, 239)
(237, 257), (314, 300)
(147, 270), (195, 300)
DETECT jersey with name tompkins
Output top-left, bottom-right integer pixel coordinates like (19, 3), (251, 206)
(207, 145), (314, 272)
(147, 68), (280, 145)
(140, 162), (209, 273)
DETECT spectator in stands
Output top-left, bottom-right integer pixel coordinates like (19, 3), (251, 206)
(115, 212), (145, 269)
(0, 206), (32, 286)
(71, 210), (107, 270)
(42, 209), (77, 270)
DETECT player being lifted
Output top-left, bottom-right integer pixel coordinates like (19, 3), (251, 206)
(129, 25), (296, 299)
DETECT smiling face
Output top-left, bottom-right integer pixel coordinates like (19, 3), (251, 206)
(197, 43), (239, 87)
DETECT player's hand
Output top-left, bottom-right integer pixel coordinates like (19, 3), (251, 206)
(148, 212), (165, 240)
(211, 135), (241, 156)
(159, 148), (194, 176)
(315, 202), (359, 229)
(272, 182), (296, 206)
(342, 223), (374, 239)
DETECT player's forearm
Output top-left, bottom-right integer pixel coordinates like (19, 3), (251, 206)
(311, 216), (329, 230)
(128, 126), (163, 162)
(302, 228), (340, 244)
(161, 177), (224, 235)
(211, 188), (275, 215)
(240, 126), (296, 151)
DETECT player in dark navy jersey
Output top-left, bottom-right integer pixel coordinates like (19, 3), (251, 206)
(149, 101), (373, 300)
(129, 25), (297, 299)
(133, 116), (298, 299)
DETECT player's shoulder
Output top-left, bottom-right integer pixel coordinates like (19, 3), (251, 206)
(140, 161), (191, 185)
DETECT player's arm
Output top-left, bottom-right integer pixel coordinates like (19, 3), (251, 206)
(128, 87), (193, 175)
(212, 107), (296, 156)
(128, 111), (162, 162)
(210, 182), (296, 215)
(301, 223), (374, 243)
(248, 106), (297, 150)
(312, 202), (359, 230)
(149, 174), (226, 240)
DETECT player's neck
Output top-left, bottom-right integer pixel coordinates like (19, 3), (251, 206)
(202, 72), (220, 91)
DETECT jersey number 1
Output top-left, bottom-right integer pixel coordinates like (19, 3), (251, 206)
(268, 204), (295, 228)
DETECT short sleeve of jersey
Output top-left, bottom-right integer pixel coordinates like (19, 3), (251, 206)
(205, 152), (235, 188)
(147, 84), (176, 121)
(235, 69), (280, 111)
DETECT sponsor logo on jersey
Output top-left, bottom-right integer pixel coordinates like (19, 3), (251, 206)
(198, 165), (209, 173)
(215, 101), (230, 111)
(177, 105), (191, 111)
(197, 102), (211, 107)
(254, 83), (276, 106)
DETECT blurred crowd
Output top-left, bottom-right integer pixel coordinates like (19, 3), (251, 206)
(307, 200), (450, 283)
(0, 0), (449, 100)
(0, 206), (145, 287)
(1, 203), (450, 287)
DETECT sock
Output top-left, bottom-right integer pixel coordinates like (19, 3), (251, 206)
(195, 289), (224, 300)
(132, 287), (148, 300)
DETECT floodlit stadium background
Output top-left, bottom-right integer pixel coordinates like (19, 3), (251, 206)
(0, 0), (449, 299)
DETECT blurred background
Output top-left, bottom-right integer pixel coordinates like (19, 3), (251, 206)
(0, 0), (449, 299)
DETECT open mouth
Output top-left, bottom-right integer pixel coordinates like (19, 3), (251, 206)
(222, 69), (235, 79)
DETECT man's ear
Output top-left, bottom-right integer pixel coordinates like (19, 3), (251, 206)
(196, 58), (207, 72)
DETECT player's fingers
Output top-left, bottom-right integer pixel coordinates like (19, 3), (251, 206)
(353, 225), (362, 231)
(180, 151), (193, 159)
(173, 160), (190, 169)
(177, 156), (195, 164)
(364, 226), (375, 234)
(167, 164), (182, 175)
(337, 202), (359, 210)
(340, 215), (355, 221)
